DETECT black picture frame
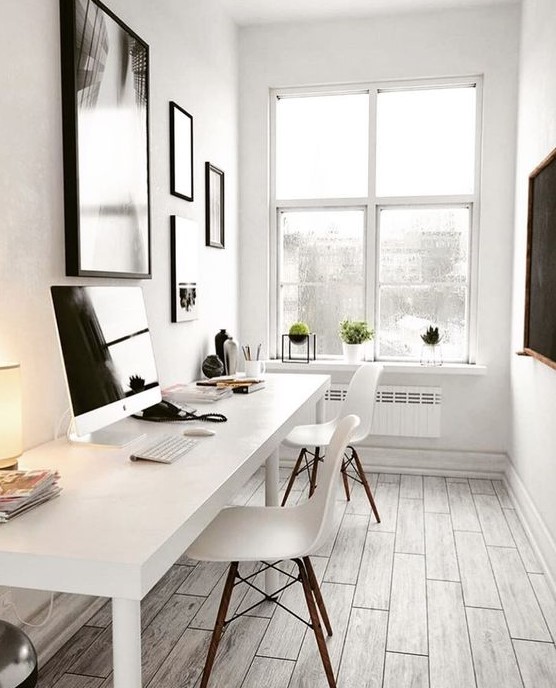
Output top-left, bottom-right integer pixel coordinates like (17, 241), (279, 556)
(169, 102), (193, 202)
(59, 0), (151, 278)
(205, 163), (225, 248)
(171, 216), (199, 322)
(523, 146), (556, 371)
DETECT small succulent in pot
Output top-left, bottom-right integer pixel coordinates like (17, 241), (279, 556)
(288, 321), (310, 344)
(421, 325), (442, 346)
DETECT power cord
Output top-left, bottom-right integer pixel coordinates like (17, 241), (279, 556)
(55, 407), (72, 440)
(0, 590), (55, 628)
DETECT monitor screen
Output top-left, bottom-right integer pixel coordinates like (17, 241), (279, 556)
(51, 286), (161, 443)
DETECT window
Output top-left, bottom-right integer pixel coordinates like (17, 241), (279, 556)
(271, 79), (481, 361)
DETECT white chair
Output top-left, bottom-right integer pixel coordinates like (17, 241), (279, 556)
(186, 414), (360, 688)
(281, 363), (383, 522)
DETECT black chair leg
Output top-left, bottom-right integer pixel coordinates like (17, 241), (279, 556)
(350, 446), (381, 523)
(308, 446), (321, 497)
(199, 562), (238, 688)
(303, 556), (332, 636)
(295, 558), (337, 688)
(281, 448), (307, 506)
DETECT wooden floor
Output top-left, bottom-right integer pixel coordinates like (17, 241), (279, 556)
(38, 470), (556, 688)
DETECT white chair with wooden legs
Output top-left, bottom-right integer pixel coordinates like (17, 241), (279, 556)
(186, 415), (360, 688)
(281, 363), (383, 521)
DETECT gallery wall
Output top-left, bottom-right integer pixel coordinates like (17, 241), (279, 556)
(0, 0), (238, 635)
(510, 0), (556, 580)
(238, 4), (520, 459)
(0, 0), (239, 451)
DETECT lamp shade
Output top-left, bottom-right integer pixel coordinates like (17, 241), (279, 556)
(0, 364), (22, 469)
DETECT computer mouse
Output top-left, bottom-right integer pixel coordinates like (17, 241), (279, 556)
(183, 426), (216, 437)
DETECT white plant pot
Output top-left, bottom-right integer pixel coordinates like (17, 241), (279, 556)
(342, 342), (364, 363)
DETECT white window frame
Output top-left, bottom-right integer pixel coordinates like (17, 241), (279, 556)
(269, 76), (483, 362)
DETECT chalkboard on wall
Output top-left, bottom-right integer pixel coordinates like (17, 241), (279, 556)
(524, 146), (556, 370)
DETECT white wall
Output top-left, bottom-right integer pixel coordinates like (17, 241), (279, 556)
(238, 5), (520, 457)
(510, 0), (556, 573)
(0, 0), (238, 651)
(0, 0), (239, 451)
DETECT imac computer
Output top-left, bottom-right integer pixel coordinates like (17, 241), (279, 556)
(50, 285), (162, 446)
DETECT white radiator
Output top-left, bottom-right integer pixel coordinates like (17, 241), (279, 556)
(325, 385), (442, 438)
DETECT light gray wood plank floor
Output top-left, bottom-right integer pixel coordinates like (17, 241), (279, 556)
(38, 473), (556, 687)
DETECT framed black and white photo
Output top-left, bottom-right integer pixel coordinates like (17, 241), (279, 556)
(169, 102), (193, 202)
(60, 0), (151, 278)
(205, 163), (225, 248)
(171, 216), (199, 322)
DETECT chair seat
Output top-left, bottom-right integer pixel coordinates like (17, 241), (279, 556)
(284, 419), (337, 448)
(187, 502), (320, 563)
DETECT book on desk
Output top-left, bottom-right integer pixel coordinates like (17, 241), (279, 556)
(197, 377), (266, 394)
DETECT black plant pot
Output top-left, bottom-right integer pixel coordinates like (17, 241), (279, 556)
(288, 333), (309, 344)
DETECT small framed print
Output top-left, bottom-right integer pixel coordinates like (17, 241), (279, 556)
(170, 102), (193, 202)
(171, 216), (199, 322)
(205, 162), (224, 248)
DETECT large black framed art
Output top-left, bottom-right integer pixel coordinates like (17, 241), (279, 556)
(59, 0), (151, 278)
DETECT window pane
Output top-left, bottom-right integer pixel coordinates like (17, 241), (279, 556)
(276, 94), (369, 199)
(377, 207), (470, 361)
(376, 87), (476, 196)
(378, 285), (467, 360)
(280, 210), (365, 354)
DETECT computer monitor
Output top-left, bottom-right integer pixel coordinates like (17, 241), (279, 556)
(50, 285), (162, 446)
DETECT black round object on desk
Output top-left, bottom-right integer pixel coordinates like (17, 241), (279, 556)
(0, 620), (38, 688)
(202, 355), (224, 379)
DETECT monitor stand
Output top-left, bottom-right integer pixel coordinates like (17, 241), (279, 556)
(68, 420), (145, 448)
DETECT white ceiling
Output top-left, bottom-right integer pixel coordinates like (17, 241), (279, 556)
(220, 0), (518, 26)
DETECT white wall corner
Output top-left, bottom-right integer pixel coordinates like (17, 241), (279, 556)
(504, 461), (556, 598)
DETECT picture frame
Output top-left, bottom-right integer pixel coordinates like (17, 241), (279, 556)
(59, 0), (151, 278)
(523, 145), (556, 371)
(171, 216), (199, 322)
(205, 162), (225, 248)
(169, 102), (194, 202)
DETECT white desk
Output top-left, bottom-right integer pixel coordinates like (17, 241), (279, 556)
(0, 373), (329, 688)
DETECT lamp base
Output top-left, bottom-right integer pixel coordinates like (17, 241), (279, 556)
(0, 456), (19, 470)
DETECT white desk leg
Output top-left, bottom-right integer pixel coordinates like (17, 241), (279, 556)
(316, 395), (326, 424)
(112, 598), (142, 688)
(265, 448), (280, 595)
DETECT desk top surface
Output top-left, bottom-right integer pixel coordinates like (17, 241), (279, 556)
(0, 374), (329, 599)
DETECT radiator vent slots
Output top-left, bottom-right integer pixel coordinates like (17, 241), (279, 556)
(325, 385), (442, 438)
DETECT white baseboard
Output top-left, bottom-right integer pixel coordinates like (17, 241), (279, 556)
(504, 462), (556, 597)
(280, 445), (508, 478)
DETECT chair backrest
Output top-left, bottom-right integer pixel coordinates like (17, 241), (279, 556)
(299, 414), (360, 554)
(340, 363), (383, 443)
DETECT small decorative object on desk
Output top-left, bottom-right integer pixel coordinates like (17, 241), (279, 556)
(339, 319), (374, 363)
(214, 329), (229, 370)
(0, 469), (61, 523)
(420, 325), (443, 366)
(223, 337), (238, 375)
(202, 354), (225, 378)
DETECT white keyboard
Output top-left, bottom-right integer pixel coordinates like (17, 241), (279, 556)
(129, 434), (198, 463)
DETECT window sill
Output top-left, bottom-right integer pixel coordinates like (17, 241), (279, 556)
(265, 360), (487, 376)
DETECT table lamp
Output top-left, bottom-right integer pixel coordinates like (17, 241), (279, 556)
(0, 363), (23, 469)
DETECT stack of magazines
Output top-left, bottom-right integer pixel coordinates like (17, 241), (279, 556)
(163, 383), (233, 404)
(0, 469), (61, 523)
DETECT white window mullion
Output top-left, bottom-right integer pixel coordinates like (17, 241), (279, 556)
(368, 88), (378, 360)
(269, 94), (279, 357)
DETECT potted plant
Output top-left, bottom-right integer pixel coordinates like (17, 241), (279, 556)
(288, 321), (310, 344)
(420, 324), (442, 366)
(339, 319), (374, 363)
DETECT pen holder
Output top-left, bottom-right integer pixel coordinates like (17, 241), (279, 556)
(244, 360), (265, 377)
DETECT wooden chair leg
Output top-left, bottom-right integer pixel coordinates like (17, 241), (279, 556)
(350, 447), (381, 523)
(340, 457), (351, 501)
(295, 559), (337, 688)
(281, 448), (307, 506)
(308, 447), (321, 498)
(303, 556), (332, 636)
(199, 562), (238, 688)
